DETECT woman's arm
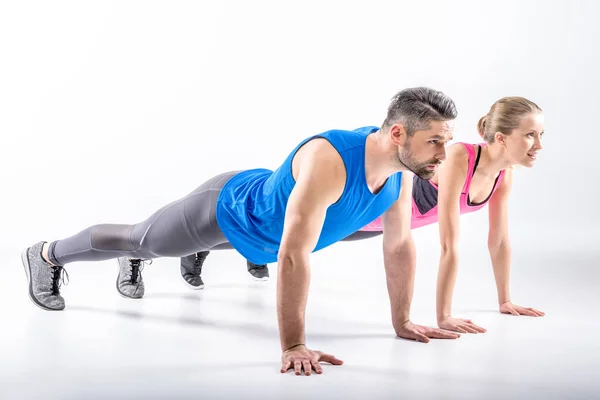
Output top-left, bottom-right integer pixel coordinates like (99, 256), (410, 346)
(436, 145), (486, 333)
(487, 167), (513, 305)
(488, 168), (545, 317)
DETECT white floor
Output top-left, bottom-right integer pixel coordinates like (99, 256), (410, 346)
(1, 234), (599, 400)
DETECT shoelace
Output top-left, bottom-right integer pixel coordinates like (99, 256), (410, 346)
(193, 252), (208, 275)
(128, 259), (152, 284)
(128, 259), (152, 295)
(51, 266), (69, 295)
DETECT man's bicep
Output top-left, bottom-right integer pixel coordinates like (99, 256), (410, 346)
(280, 182), (329, 254)
(280, 156), (343, 255)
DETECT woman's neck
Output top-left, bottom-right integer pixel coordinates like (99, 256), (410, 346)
(476, 143), (512, 177)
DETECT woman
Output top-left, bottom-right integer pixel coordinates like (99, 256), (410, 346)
(356, 96), (546, 333)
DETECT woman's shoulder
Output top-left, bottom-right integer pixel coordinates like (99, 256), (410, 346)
(445, 142), (471, 166)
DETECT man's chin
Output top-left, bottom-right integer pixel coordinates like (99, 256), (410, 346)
(415, 169), (435, 180)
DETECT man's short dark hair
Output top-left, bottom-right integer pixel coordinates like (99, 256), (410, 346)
(382, 87), (458, 135)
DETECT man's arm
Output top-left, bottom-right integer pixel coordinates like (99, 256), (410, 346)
(277, 139), (345, 375)
(381, 172), (417, 331)
(381, 172), (460, 342)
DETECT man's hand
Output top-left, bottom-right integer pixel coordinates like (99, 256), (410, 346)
(280, 344), (343, 376)
(396, 320), (461, 343)
(438, 316), (487, 334)
(500, 301), (545, 317)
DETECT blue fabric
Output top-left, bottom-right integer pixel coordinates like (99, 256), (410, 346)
(216, 126), (403, 264)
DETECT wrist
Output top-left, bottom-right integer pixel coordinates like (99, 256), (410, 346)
(437, 314), (451, 323)
(393, 317), (410, 334)
(282, 343), (306, 353)
(498, 298), (511, 306)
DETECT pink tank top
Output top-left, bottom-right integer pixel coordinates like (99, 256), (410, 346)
(360, 143), (505, 231)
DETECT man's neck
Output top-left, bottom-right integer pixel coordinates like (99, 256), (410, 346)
(364, 132), (404, 194)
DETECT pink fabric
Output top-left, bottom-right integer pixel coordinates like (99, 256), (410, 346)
(360, 142), (505, 231)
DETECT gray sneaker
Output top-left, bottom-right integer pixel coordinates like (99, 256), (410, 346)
(21, 241), (68, 311)
(116, 257), (147, 299)
(180, 251), (208, 289)
(247, 260), (269, 281)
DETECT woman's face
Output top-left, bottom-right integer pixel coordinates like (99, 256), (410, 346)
(502, 112), (545, 168)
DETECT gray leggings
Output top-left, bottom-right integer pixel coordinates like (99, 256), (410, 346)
(48, 171), (237, 266)
(342, 230), (383, 241)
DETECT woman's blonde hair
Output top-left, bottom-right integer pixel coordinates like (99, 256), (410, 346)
(477, 97), (542, 143)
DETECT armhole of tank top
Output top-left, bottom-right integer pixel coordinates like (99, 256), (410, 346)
(491, 169), (506, 193)
(288, 134), (349, 206)
(460, 143), (477, 194)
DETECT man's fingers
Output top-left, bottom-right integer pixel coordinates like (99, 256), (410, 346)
(311, 360), (323, 374)
(302, 360), (312, 376)
(281, 361), (291, 373)
(399, 330), (428, 342)
(397, 328), (430, 343)
(426, 329), (461, 339)
(415, 332), (430, 343)
(281, 349), (344, 375)
(318, 352), (344, 365)
(294, 361), (302, 376)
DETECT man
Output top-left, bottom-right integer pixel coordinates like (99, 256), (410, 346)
(22, 87), (459, 375)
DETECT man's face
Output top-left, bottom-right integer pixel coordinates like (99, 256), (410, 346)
(395, 120), (455, 179)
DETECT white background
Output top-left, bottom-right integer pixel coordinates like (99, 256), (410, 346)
(1, 1), (599, 399)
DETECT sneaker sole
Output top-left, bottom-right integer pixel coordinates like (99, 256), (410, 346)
(115, 278), (144, 299)
(251, 276), (269, 282)
(180, 271), (204, 290)
(21, 248), (65, 311)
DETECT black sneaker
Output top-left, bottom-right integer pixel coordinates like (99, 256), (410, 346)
(180, 251), (209, 289)
(247, 260), (269, 281)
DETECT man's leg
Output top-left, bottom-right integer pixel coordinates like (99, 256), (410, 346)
(246, 260), (269, 281)
(179, 250), (210, 290)
(183, 250), (270, 285)
(341, 230), (383, 241)
(22, 171), (237, 310)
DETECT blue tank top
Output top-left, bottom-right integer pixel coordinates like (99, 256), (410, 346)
(216, 126), (403, 264)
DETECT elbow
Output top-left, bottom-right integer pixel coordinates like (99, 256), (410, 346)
(277, 249), (310, 270)
(277, 250), (311, 286)
(439, 241), (459, 255)
(488, 237), (511, 252)
(383, 235), (414, 255)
